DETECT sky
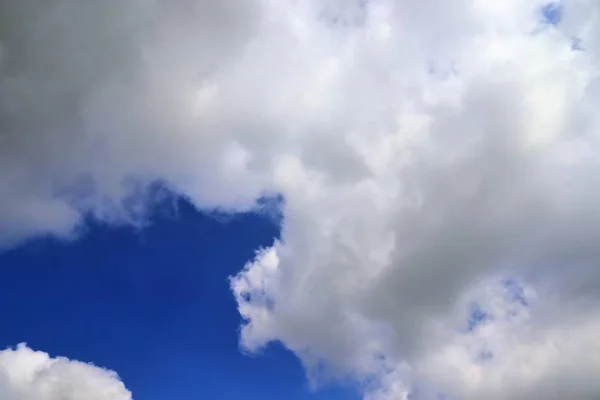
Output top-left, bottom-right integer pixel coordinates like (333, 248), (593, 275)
(0, 198), (360, 399)
(2, 0), (600, 399)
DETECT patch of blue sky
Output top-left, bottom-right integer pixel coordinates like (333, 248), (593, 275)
(502, 277), (529, 307)
(541, 2), (563, 26)
(536, 2), (584, 51)
(463, 277), (530, 334)
(255, 194), (285, 225)
(0, 197), (366, 400)
(466, 303), (491, 332)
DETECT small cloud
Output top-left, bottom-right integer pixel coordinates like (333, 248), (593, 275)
(0, 344), (132, 400)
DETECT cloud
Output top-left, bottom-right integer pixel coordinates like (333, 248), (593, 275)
(3, 0), (600, 398)
(0, 344), (131, 400)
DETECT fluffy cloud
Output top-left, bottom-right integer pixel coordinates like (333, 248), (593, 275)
(0, 344), (131, 400)
(3, 0), (600, 398)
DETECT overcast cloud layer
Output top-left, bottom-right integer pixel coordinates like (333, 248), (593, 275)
(2, 0), (600, 398)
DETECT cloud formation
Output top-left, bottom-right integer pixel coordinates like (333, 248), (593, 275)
(0, 344), (131, 400)
(2, 0), (600, 398)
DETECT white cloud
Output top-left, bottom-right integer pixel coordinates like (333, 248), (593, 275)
(3, 0), (600, 398)
(0, 344), (131, 400)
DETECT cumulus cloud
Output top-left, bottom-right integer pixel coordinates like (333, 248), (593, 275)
(3, 0), (600, 398)
(0, 344), (131, 400)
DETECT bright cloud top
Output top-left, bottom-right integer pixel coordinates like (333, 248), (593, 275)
(2, 0), (600, 398)
(0, 344), (131, 400)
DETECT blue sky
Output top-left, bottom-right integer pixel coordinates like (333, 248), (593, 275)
(0, 198), (358, 400)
